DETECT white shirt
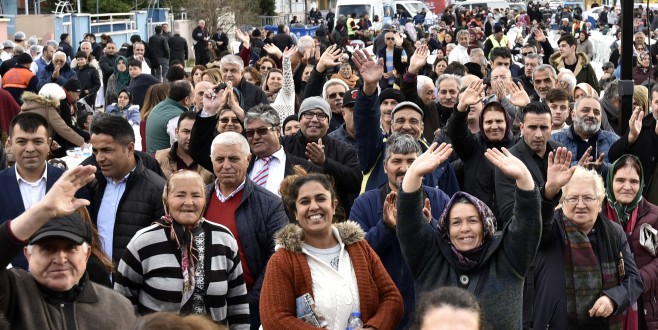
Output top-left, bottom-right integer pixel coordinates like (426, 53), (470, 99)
(249, 147), (286, 196)
(15, 164), (47, 211)
(448, 44), (469, 65)
(166, 115), (180, 147)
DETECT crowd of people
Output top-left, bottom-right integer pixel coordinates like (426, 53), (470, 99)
(0, 3), (657, 329)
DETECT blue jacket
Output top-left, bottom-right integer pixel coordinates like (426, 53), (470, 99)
(204, 178), (288, 330)
(37, 62), (77, 90)
(0, 164), (65, 269)
(350, 184), (449, 330)
(105, 103), (140, 126)
(550, 126), (619, 177)
(353, 88), (459, 196)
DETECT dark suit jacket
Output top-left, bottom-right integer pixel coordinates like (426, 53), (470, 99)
(189, 114), (319, 176)
(0, 164), (65, 269)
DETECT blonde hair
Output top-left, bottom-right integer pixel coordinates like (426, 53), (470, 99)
(633, 85), (649, 116)
(561, 166), (605, 203)
(162, 170), (206, 214)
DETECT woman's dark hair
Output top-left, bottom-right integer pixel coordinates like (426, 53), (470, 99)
(412, 287), (484, 330)
(613, 154), (642, 179)
(118, 89), (132, 104)
(280, 169), (345, 223)
(243, 66), (262, 86)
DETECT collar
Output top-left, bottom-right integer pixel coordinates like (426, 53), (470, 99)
(269, 146), (285, 161)
(105, 166), (135, 185)
(214, 179), (246, 201)
(15, 163), (47, 184)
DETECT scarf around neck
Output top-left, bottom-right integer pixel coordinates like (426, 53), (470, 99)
(561, 214), (623, 329)
(155, 214), (204, 301)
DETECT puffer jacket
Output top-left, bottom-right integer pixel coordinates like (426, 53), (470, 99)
(550, 126), (619, 177)
(85, 155), (166, 265)
(549, 51), (601, 93)
(21, 92), (85, 147)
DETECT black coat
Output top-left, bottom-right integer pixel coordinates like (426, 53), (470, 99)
(238, 77), (268, 110)
(127, 74), (160, 108)
(282, 131), (362, 213)
(83, 155), (166, 265)
(58, 41), (75, 60)
(73, 65), (101, 106)
(271, 33), (294, 53)
(98, 54), (117, 87)
(168, 34), (188, 63)
(148, 34), (170, 60)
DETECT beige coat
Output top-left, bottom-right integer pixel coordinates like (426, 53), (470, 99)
(20, 92), (85, 147)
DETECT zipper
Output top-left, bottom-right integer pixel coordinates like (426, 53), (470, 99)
(59, 303), (66, 329)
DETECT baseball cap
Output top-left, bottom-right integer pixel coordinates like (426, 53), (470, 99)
(391, 101), (424, 119)
(30, 213), (93, 245)
(343, 88), (358, 107)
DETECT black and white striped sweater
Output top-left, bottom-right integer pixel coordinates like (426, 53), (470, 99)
(114, 220), (250, 329)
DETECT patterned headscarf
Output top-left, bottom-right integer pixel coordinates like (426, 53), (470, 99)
(438, 191), (497, 242)
(605, 154), (645, 227)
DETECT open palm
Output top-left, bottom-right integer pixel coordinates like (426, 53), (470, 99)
(546, 147), (576, 191)
(408, 143), (453, 177)
(459, 79), (485, 108)
(485, 147), (529, 181)
(353, 49), (383, 85)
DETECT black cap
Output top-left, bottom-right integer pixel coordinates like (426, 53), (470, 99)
(343, 88), (358, 107)
(379, 88), (405, 104)
(63, 79), (82, 93)
(30, 213), (92, 245)
(16, 53), (32, 64)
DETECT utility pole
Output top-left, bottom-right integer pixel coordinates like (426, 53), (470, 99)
(619, 0), (634, 135)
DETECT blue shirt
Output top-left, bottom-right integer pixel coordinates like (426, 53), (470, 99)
(97, 172), (131, 260)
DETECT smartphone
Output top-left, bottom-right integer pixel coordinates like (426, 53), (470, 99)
(213, 83), (227, 94)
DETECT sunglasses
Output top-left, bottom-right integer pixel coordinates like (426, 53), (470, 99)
(301, 111), (329, 121)
(328, 92), (344, 99)
(385, 37), (396, 41)
(220, 117), (240, 124)
(521, 52), (535, 56)
(245, 126), (277, 138)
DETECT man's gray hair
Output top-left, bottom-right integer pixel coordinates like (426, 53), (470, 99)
(456, 29), (470, 39)
(574, 95), (601, 112)
(210, 131), (251, 159)
(46, 40), (59, 48)
(53, 51), (66, 60)
(297, 36), (315, 53)
(321, 78), (349, 99)
(13, 45), (24, 56)
(80, 41), (91, 48)
(558, 70), (577, 92)
(220, 54), (244, 71)
(417, 75), (433, 95)
(436, 73), (462, 89)
(532, 64), (557, 81)
(384, 133), (422, 163)
(244, 104), (281, 127)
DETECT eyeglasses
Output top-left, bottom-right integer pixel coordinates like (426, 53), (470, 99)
(328, 92), (344, 99)
(260, 66), (273, 71)
(220, 117), (241, 124)
(301, 111), (329, 121)
(245, 126), (277, 138)
(385, 37), (396, 41)
(563, 195), (598, 205)
(521, 52), (535, 56)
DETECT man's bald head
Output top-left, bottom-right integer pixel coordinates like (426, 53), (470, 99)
(194, 81), (214, 110)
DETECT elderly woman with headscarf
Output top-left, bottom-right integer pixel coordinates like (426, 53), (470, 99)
(633, 51), (654, 85)
(105, 55), (130, 105)
(114, 170), (250, 328)
(530, 165), (643, 329)
(21, 83), (85, 147)
(578, 30), (594, 60)
(397, 141), (574, 329)
(604, 154), (658, 329)
(573, 82), (599, 100)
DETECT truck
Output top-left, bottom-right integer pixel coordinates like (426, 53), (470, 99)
(335, 0), (432, 24)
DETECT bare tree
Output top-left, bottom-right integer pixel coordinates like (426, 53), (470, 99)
(182, 0), (259, 33)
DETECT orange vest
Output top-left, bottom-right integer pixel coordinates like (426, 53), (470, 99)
(3, 67), (34, 89)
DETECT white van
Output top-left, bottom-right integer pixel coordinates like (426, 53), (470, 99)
(336, 0), (385, 22)
(449, 0), (510, 11)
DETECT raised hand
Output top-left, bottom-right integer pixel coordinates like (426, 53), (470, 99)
(493, 80), (506, 102)
(263, 44), (283, 59)
(544, 147), (576, 199)
(458, 79), (485, 110)
(506, 80), (531, 108)
(405, 143), (453, 185)
(235, 29), (249, 44)
(485, 147), (534, 190)
(316, 44), (342, 73)
(352, 49), (384, 94)
(44, 165), (97, 218)
(408, 44), (428, 74)
(422, 198), (432, 223)
(533, 28), (546, 43)
(383, 191), (398, 230)
(628, 108), (644, 144)
(577, 146), (605, 172)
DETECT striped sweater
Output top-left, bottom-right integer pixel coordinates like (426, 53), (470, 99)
(114, 219), (250, 329)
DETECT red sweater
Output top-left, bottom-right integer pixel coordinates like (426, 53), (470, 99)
(205, 190), (254, 289)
